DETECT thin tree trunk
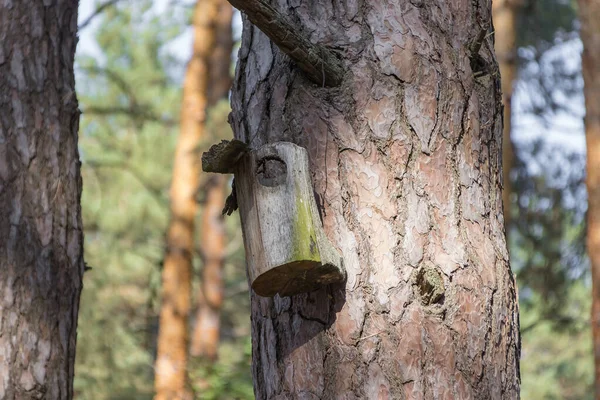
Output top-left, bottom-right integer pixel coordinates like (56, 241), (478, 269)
(577, 0), (600, 397)
(154, 1), (218, 397)
(493, 0), (521, 232)
(0, 1), (84, 399)
(191, 175), (227, 359)
(206, 1), (234, 108)
(190, 0), (234, 360)
(229, 0), (520, 398)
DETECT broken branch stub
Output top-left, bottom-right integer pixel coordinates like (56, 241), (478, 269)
(201, 139), (249, 173)
(235, 142), (345, 297)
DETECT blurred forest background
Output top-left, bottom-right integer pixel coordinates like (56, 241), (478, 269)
(73, 0), (591, 398)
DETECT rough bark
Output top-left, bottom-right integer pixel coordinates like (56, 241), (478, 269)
(154, 0), (218, 397)
(190, 0), (233, 360)
(492, 0), (521, 232)
(0, 1), (84, 399)
(230, 0), (520, 398)
(577, 0), (600, 397)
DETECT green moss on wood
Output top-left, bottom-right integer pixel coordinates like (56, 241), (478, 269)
(291, 184), (321, 263)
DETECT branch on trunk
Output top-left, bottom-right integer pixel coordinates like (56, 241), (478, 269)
(227, 0), (345, 87)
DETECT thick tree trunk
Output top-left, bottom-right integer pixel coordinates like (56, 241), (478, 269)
(154, 0), (218, 398)
(493, 0), (521, 232)
(229, 0), (520, 398)
(190, 0), (234, 360)
(0, 1), (84, 399)
(577, 0), (600, 397)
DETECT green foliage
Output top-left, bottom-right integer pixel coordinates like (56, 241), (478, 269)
(75, 2), (181, 398)
(75, 2), (252, 399)
(189, 337), (254, 400)
(516, 0), (578, 51)
(511, 143), (592, 398)
(510, 2), (592, 397)
(520, 282), (593, 400)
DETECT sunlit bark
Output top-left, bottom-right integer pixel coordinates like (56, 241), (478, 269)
(230, 0), (520, 397)
(190, 0), (233, 361)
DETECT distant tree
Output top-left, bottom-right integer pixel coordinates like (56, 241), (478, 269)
(154, 0), (221, 397)
(576, 0), (600, 396)
(493, 0), (523, 230)
(74, 2), (184, 398)
(0, 1), (83, 398)
(191, 0), (234, 361)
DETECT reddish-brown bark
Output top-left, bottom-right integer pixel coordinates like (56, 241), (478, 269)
(190, 0), (233, 361)
(577, 0), (600, 397)
(493, 0), (522, 231)
(0, 1), (84, 398)
(192, 175), (227, 359)
(154, 0), (219, 397)
(230, 0), (520, 398)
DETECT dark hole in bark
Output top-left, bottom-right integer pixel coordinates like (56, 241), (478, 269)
(415, 265), (445, 305)
(256, 156), (287, 187)
(469, 53), (489, 76)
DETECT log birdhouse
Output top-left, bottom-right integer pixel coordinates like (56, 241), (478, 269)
(202, 141), (345, 297)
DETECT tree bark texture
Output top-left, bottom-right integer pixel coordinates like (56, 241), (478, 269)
(577, 0), (600, 398)
(191, 0), (233, 360)
(492, 0), (520, 232)
(154, 0), (219, 397)
(0, 1), (84, 399)
(230, 0), (520, 398)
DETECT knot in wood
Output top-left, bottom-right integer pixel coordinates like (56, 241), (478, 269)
(415, 263), (445, 305)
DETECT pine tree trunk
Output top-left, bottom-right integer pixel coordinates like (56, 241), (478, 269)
(190, 0), (234, 360)
(154, 0), (219, 397)
(191, 175), (227, 359)
(0, 1), (84, 399)
(577, 0), (600, 397)
(229, 0), (520, 398)
(493, 0), (521, 232)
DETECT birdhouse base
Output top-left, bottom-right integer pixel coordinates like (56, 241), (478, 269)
(251, 260), (344, 297)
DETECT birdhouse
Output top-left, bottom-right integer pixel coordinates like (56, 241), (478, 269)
(202, 141), (345, 297)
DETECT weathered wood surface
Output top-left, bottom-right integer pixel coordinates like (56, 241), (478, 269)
(202, 139), (249, 173)
(235, 142), (344, 297)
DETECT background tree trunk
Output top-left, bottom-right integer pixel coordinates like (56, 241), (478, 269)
(577, 0), (600, 397)
(191, 0), (234, 360)
(229, 0), (520, 398)
(493, 0), (522, 232)
(0, 1), (84, 399)
(154, 0), (218, 397)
